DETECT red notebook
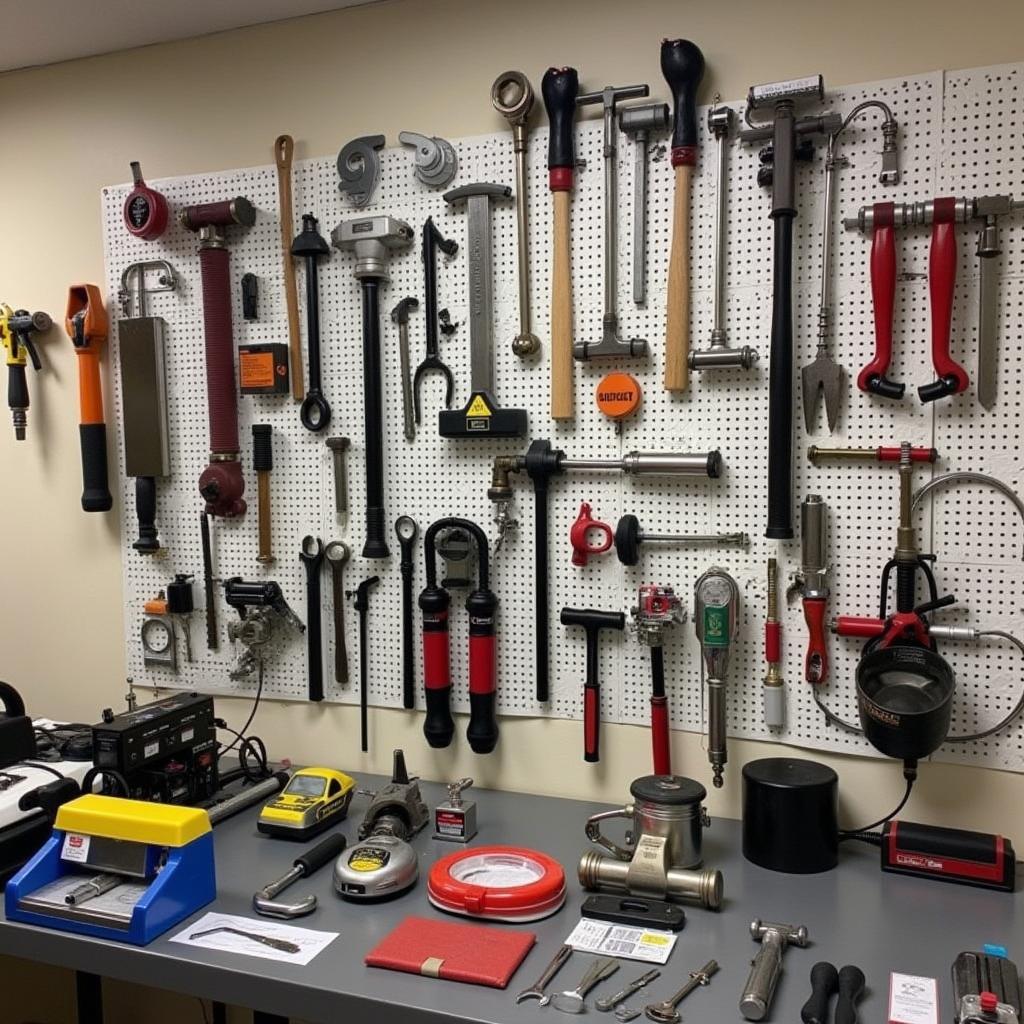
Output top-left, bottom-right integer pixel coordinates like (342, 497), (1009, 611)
(365, 915), (536, 989)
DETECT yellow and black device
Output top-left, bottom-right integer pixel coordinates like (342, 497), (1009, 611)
(257, 767), (356, 840)
(1, 304), (52, 440)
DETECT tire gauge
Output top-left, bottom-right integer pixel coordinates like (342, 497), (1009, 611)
(427, 846), (566, 922)
(124, 161), (169, 240)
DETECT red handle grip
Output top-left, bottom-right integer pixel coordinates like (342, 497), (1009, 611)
(835, 615), (885, 638)
(650, 695), (671, 776)
(570, 502), (613, 567)
(765, 621), (781, 664)
(860, 203), (901, 397)
(876, 446), (939, 463)
(803, 597), (829, 684)
(468, 633), (495, 696)
(584, 685), (599, 763)
(423, 626), (451, 690)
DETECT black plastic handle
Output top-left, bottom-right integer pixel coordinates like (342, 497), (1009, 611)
(660, 39), (705, 152)
(8, 364), (28, 414)
(766, 215), (795, 539)
(466, 587), (499, 755)
(836, 965), (865, 1024)
(79, 423), (113, 512)
(801, 962), (839, 1024)
(542, 67), (579, 170)
(296, 832), (347, 876)
(133, 476), (160, 553)
(424, 684), (455, 749)
(252, 424), (273, 473)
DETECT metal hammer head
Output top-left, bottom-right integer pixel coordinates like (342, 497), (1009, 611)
(619, 102), (670, 139)
(331, 215), (413, 281)
(750, 919), (808, 948)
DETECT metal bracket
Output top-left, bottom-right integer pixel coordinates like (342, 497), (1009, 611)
(398, 131), (458, 188)
(337, 135), (386, 206)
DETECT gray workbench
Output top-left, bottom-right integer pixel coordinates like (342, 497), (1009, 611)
(0, 773), (1019, 1023)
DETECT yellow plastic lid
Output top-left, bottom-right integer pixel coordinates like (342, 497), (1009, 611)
(55, 794), (211, 847)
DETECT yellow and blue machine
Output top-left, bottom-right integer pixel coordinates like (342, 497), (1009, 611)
(6, 794), (216, 945)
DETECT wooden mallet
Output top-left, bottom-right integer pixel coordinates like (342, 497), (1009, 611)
(661, 39), (705, 393)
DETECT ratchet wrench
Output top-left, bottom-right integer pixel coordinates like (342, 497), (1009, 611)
(414, 217), (456, 424)
(325, 540), (350, 685)
(299, 536), (325, 701)
(391, 297), (419, 441)
(516, 944), (574, 1006)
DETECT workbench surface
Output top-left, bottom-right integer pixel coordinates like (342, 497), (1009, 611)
(0, 772), (1019, 1023)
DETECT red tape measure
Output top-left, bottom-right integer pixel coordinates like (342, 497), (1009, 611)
(427, 845), (566, 922)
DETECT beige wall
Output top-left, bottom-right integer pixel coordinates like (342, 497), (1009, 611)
(1, 1), (1023, 1018)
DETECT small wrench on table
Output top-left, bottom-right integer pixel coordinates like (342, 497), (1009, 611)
(299, 536), (325, 701)
(516, 944), (573, 1006)
(324, 541), (350, 685)
(553, 958), (620, 1014)
(391, 297), (419, 441)
(597, 970), (661, 1012)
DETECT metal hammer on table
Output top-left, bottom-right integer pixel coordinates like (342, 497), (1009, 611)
(560, 608), (625, 763)
(740, 919), (809, 1021)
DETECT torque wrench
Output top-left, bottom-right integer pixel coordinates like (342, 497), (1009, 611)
(542, 66), (579, 420)
(619, 103), (669, 305)
(441, 183), (527, 437)
(515, 944), (574, 1005)
(326, 436), (350, 518)
(415, 217), (457, 425)
(695, 568), (739, 788)
(661, 39), (705, 392)
(560, 608), (626, 762)
(123, 160), (169, 240)
(421, 518), (498, 752)
(299, 536), (325, 702)
(253, 832), (347, 919)
(740, 920), (808, 1022)
(391, 297), (419, 441)
(274, 136), (304, 402)
(690, 102), (758, 373)
(395, 517), (419, 709)
(65, 285), (113, 513)
(576, 82), (650, 360)
(252, 425), (274, 564)
(200, 512), (218, 649)
(332, 215), (414, 558)
(763, 558), (784, 728)
(180, 197), (255, 518)
(325, 541), (350, 686)
(1, 307), (50, 440)
(351, 575), (380, 752)
(292, 213), (331, 431)
(645, 960), (718, 1024)
(491, 70), (541, 358)
(490, 442), (721, 702)
(801, 962), (838, 1024)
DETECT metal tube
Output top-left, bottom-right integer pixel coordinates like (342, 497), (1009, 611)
(206, 772), (289, 826)
(817, 136), (837, 344)
(559, 452), (719, 475)
(513, 124), (532, 339)
(712, 114), (729, 337)
(633, 136), (647, 304)
(603, 104), (618, 322)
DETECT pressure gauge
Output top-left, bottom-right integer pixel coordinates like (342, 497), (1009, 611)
(141, 616), (177, 669)
(694, 569), (739, 649)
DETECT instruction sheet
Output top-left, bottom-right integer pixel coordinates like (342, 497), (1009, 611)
(564, 918), (678, 964)
(170, 912), (338, 966)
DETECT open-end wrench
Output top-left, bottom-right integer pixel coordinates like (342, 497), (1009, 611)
(414, 217), (456, 424)
(596, 970), (661, 1012)
(299, 536), (325, 701)
(391, 297), (419, 441)
(395, 517), (419, 710)
(552, 958), (620, 1014)
(515, 944), (574, 1006)
(325, 541), (350, 686)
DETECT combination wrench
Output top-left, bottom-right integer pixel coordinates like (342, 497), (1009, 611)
(299, 536), (325, 701)
(414, 217), (456, 424)
(516, 944), (574, 1006)
(391, 297), (419, 441)
(325, 540), (350, 686)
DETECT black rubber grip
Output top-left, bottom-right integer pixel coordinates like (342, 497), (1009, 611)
(467, 691), (498, 754)
(835, 965), (865, 1024)
(79, 423), (113, 512)
(252, 424), (273, 472)
(7, 364), (28, 411)
(296, 832), (347, 875)
(801, 962), (839, 1024)
(423, 685), (455, 749)
(132, 476), (160, 553)
(660, 39), (705, 150)
(542, 67), (579, 170)
(765, 216), (794, 539)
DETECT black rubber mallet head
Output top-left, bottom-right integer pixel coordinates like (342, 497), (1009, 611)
(660, 39), (706, 167)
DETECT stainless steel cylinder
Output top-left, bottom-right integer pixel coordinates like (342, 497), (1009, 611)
(577, 850), (723, 910)
(632, 795), (706, 869)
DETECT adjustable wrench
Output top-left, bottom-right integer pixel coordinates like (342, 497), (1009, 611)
(391, 297), (418, 441)
(414, 217), (456, 423)
(325, 541), (350, 686)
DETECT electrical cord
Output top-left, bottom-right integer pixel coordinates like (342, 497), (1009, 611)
(14, 761), (66, 780)
(839, 775), (916, 840)
(215, 659), (269, 782)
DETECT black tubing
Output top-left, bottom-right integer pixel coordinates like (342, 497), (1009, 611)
(766, 214), (794, 539)
(533, 479), (550, 702)
(79, 423), (113, 512)
(133, 476), (160, 552)
(361, 279), (388, 558)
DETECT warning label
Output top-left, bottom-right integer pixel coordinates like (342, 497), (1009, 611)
(466, 394), (492, 417)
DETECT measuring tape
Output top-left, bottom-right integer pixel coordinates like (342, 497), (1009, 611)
(427, 845), (566, 922)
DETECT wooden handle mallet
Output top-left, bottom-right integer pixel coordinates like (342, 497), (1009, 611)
(274, 135), (304, 402)
(661, 39), (705, 393)
(542, 66), (579, 421)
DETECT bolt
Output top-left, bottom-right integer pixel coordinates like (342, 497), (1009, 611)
(326, 437), (350, 515)
(614, 514), (748, 566)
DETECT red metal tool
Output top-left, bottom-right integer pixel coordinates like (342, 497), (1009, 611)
(860, 202), (900, 398)
(808, 445), (938, 465)
(569, 502), (613, 567)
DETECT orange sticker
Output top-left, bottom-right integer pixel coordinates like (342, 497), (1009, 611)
(240, 350), (275, 389)
(596, 372), (641, 421)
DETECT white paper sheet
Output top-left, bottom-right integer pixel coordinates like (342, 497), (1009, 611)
(170, 911), (338, 966)
(564, 919), (677, 964)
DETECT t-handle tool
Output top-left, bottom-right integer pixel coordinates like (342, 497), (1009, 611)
(65, 285), (113, 513)
(441, 183), (527, 437)
(395, 517), (418, 710)
(542, 66), (579, 420)
(299, 536), (325, 702)
(516, 944), (574, 1005)
(180, 196), (255, 518)
(661, 39), (705, 393)
(253, 832), (347, 919)
(694, 567), (739, 788)
(740, 919), (809, 1021)
(1, 306), (51, 440)
(690, 101), (758, 373)
(575, 83), (650, 361)
(560, 608), (626, 762)
(552, 958), (620, 1014)
(291, 213), (332, 431)
(614, 514), (748, 565)
(391, 297), (419, 441)
(252, 425), (275, 564)
(325, 541), (350, 686)
(274, 135), (304, 402)
(644, 960), (719, 1023)
(415, 217), (457, 425)
(619, 103), (670, 305)
(350, 575), (380, 752)
(492, 70), (541, 357)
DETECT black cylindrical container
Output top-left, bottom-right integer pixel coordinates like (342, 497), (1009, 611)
(742, 758), (838, 873)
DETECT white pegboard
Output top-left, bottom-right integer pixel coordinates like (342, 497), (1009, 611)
(100, 62), (1024, 772)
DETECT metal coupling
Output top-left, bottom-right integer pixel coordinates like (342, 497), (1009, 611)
(577, 850), (723, 910)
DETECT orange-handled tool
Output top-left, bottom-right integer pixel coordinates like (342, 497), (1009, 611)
(65, 285), (112, 512)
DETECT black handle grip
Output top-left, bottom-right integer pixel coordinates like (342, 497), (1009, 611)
(79, 423), (113, 512)
(8, 363), (28, 412)
(660, 39), (705, 152)
(542, 67), (579, 170)
(306, 573), (323, 702)
(835, 966), (865, 1024)
(467, 691), (498, 754)
(133, 476), (160, 553)
(423, 685), (455, 748)
(766, 216), (795, 539)
(295, 832), (347, 875)
(801, 962), (839, 1024)
(252, 424), (273, 472)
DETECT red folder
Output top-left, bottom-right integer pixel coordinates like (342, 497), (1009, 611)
(365, 915), (536, 988)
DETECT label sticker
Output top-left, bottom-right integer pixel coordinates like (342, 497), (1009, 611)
(564, 919), (677, 964)
(144, 741), (160, 759)
(61, 833), (91, 864)
(466, 394), (492, 417)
